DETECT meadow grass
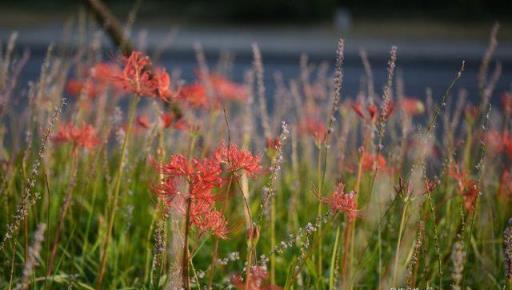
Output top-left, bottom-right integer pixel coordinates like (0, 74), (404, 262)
(0, 17), (511, 290)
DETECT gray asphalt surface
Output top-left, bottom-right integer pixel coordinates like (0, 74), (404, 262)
(1, 24), (511, 105)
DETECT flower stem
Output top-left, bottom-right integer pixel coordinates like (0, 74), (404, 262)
(328, 225), (341, 289)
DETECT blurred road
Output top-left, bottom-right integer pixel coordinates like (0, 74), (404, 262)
(1, 24), (511, 104)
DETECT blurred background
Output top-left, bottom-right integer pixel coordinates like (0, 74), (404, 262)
(0, 0), (511, 102)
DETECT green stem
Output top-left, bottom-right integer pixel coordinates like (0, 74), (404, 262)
(96, 95), (140, 289)
(392, 198), (410, 286)
(328, 226), (341, 289)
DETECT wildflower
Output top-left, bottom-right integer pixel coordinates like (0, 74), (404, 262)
(449, 163), (479, 212)
(173, 118), (191, 131)
(155, 154), (227, 238)
(191, 208), (228, 239)
(298, 117), (327, 144)
(115, 51), (155, 96)
(352, 101), (377, 121)
(153, 67), (174, 101)
(352, 100), (394, 122)
(214, 142), (262, 177)
(210, 74), (248, 102)
(461, 179), (479, 213)
(178, 74), (247, 108)
(115, 51), (174, 101)
(360, 151), (387, 172)
(231, 265), (281, 290)
(136, 115), (151, 129)
(464, 104), (479, 120)
(66, 62), (124, 99)
(323, 183), (357, 221)
(179, 82), (208, 108)
(265, 138), (281, 151)
(90, 62), (125, 95)
(499, 171), (512, 197)
(502, 92), (512, 115)
(53, 122), (100, 150)
(160, 112), (173, 128)
(449, 163), (467, 192)
(485, 130), (507, 153)
(65, 79), (99, 99)
(400, 97), (424, 116)
(424, 178), (439, 195)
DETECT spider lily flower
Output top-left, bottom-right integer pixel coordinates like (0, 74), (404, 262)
(502, 92), (512, 115)
(160, 113), (174, 128)
(53, 122), (100, 150)
(66, 63), (125, 99)
(499, 171), (512, 198)
(115, 51), (175, 101)
(232, 265), (282, 290)
(322, 183), (357, 222)
(265, 137), (282, 151)
(209, 74), (248, 102)
(352, 100), (394, 122)
(449, 163), (479, 212)
(214, 142), (262, 177)
(360, 151), (388, 172)
(400, 97), (424, 116)
(178, 73), (247, 109)
(298, 117), (327, 144)
(154, 154), (227, 238)
(136, 115), (151, 129)
(178, 82), (209, 108)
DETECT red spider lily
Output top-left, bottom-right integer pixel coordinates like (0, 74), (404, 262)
(53, 122), (100, 150)
(265, 138), (281, 151)
(179, 82), (209, 108)
(66, 79), (99, 99)
(448, 163), (467, 192)
(232, 265), (282, 290)
(464, 105), (479, 120)
(298, 117), (327, 143)
(210, 74), (248, 102)
(173, 118), (191, 131)
(153, 67), (174, 101)
(352, 101), (394, 122)
(485, 130), (507, 153)
(66, 63), (125, 99)
(191, 208), (228, 239)
(502, 92), (512, 115)
(214, 142), (262, 177)
(360, 151), (387, 172)
(136, 115), (151, 129)
(448, 163), (479, 212)
(160, 113), (173, 128)
(115, 51), (174, 101)
(178, 74), (247, 108)
(322, 183), (357, 221)
(499, 171), (512, 198)
(400, 97), (424, 116)
(505, 134), (512, 160)
(155, 154), (227, 238)
(424, 178), (439, 195)
(461, 179), (479, 213)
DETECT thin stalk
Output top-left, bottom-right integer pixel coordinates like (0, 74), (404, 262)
(316, 144), (324, 283)
(96, 95), (140, 289)
(182, 194), (193, 290)
(392, 197), (410, 286)
(328, 226), (341, 289)
(181, 134), (198, 290)
(207, 175), (234, 289)
(46, 149), (78, 277)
